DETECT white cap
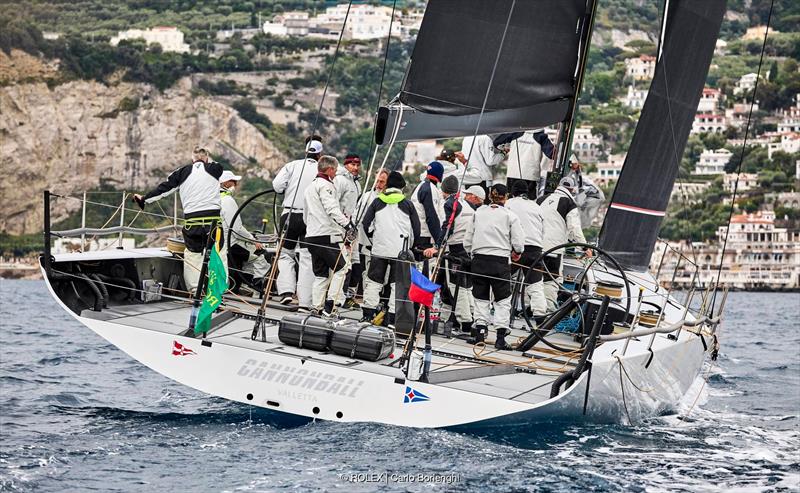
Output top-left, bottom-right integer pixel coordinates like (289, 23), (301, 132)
(306, 140), (323, 153)
(559, 177), (576, 190)
(464, 185), (486, 201)
(219, 170), (242, 183)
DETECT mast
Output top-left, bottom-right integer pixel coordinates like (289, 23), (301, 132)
(556, 0), (599, 177)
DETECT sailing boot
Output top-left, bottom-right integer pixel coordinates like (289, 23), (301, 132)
(468, 325), (487, 344)
(322, 299), (335, 317)
(360, 307), (376, 323)
(386, 312), (396, 329)
(494, 328), (513, 350)
(456, 321), (473, 340)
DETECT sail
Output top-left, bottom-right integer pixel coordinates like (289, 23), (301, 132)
(598, 0), (726, 272)
(376, 0), (594, 144)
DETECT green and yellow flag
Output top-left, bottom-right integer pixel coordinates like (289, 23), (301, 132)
(195, 240), (227, 335)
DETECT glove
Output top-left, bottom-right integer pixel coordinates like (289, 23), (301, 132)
(132, 194), (146, 210)
(344, 224), (357, 245)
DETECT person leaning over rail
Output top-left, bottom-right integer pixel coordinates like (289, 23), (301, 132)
(464, 184), (525, 349)
(219, 170), (270, 297)
(271, 138), (322, 307)
(536, 176), (592, 311)
(334, 153), (363, 309)
(303, 155), (356, 316)
(360, 171), (421, 328)
(132, 146), (223, 292)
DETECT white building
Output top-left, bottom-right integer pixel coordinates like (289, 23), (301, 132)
(282, 12), (310, 36)
(734, 73), (759, 96)
(262, 21), (288, 36)
(402, 140), (439, 175)
(697, 87), (722, 113)
(694, 148), (732, 175)
(110, 27), (190, 53)
(216, 27), (261, 41)
(571, 126), (604, 163)
(312, 4), (398, 40)
(722, 172), (759, 193)
(692, 113), (727, 134)
(594, 153), (626, 185)
(670, 181), (711, 203)
(714, 38), (728, 55)
(624, 55), (656, 81)
(621, 85), (648, 109)
(777, 94), (800, 133)
(768, 133), (800, 159)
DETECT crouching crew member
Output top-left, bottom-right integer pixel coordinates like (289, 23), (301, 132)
(303, 155), (355, 315)
(465, 184), (525, 349)
(536, 177), (590, 310)
(360, 171), (421, 327)
(133, 147), (223, 291)
(219, 171), (270, 296)
(505, 180), (547, 319)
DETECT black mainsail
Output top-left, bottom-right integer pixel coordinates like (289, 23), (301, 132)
(598, 0), (726, 271)
(375, 0), (595, 144)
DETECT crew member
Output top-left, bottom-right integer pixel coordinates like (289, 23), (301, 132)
(460, 134), (509, 199)
(334, 154), (363, 308)
(360, 171), (420, 328)
(505, 180), (547, 318)
(565, 158), (605, 227)
(133, 147), (223, 291)
(423, 177), (482, 337)
(272, 139), (322, 306)
(536, 177), (589, 310)
(464, 184), (525, 349)
(219, 170), (270, 296)
(506, 129), (555, 196)
(303, 155), (354, 315)
(355, 168), (389, 277)
(410, 161), (445, 272)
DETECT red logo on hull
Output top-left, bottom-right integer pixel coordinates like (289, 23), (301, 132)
(172, 341), (196, 356)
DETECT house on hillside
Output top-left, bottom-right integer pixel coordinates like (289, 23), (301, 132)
(621, 85), (648, 109)
(777, 94), (800, 133)
(402, 140), (439, 175)
(624, 55), (655, 81)
(697, 87), (723, 113)
(722, 173), (759, 193)
(692, 113), (727, 134)
(593, 153), (625, 185)
(571, 126), (603, 163)
(110, 27), (190, 53)
(734, 73), (759, 96)
(768, 133), (800, 159)
(694, 148), (732, 175)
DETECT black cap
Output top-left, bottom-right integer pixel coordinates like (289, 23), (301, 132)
(511, 180), (528, 197)
(439, 149), (456, 161)
(386, 171), (406, 190)
(490, 183), (508, 196)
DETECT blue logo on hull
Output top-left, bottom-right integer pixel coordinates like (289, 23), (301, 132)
(403, 386), (430, 403)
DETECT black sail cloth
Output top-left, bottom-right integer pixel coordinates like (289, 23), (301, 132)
(598, 0), (726, 271)
(376, 0), (592, 143)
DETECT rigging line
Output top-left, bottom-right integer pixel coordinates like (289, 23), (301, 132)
(403, 0), (518, 358)
(256, 1), (354, 314)
(711, 1), (773, 313)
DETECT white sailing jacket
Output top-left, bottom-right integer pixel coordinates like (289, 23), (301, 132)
(536, 186), (587, 253)
(333, 165), (362, 219)
(439, 193), (475, 246)
(144, 160), (223, 217)
(272, 158), (318, 212)
(360, 188), (421, 258)
(460, 135), (506, 184)
(506, 195), (544, 248)
(506, 130), (553, 182)
(220, 190), (255, 250)
(465, 204), (525, 258)
(411, 179), (444, 241)
(303, 175), (350, 240)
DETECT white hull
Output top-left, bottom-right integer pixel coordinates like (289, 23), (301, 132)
(43, 261), (708, 430)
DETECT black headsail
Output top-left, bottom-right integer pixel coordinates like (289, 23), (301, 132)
(598, 0), (726, 271)
(375, 0), (595, 144)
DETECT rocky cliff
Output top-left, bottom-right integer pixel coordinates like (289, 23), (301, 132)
(0, 78), (287, 235)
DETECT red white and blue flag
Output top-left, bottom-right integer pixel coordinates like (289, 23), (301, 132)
(408, 266), (440, 307)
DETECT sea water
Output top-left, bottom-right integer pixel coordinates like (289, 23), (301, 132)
(1, 279), (798, 492)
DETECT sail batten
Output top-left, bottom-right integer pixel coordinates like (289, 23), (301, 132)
(598, 0), (727, 272)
